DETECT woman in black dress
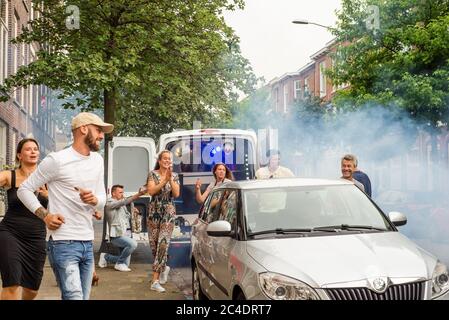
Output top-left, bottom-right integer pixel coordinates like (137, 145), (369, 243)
(0, 138), (48, 300)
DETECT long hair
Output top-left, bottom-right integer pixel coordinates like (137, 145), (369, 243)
(212, 163), (234, 183)
(154, 150), (172, 170)
(16, 138), (39, 168)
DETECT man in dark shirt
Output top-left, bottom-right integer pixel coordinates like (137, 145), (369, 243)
(352, 156), (372, 197)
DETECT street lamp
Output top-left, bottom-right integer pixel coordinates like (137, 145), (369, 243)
(292, 19), (332, 30)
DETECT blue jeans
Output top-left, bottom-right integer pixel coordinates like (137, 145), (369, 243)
(47, 239), (94, 300)
(105, 236), (137, 266)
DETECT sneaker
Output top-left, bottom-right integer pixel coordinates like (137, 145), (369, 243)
(150, 281), (166, 293)
(114, 263), (131, 272)
(98, 253), (107, 268)
(159, 266), (170, 284)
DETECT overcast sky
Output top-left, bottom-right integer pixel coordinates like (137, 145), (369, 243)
(223, 0), (342, 83)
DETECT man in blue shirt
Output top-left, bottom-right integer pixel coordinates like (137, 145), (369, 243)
(352, 156), (372, 197)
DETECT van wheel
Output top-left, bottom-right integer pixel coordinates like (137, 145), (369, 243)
(192, 264), (208, 300)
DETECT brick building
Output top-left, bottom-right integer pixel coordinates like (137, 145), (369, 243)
(268, 38), (340, 113)
(0, 0), (55, 169)
(1, 1), (55, 216)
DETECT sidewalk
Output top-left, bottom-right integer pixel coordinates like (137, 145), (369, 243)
(1, 220), (189, 300)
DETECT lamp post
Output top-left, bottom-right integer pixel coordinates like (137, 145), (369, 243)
(292, 19), (333, 31)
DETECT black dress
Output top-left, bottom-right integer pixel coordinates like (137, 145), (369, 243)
(0, 170), (47, 290)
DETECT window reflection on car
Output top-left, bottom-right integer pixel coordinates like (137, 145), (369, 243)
(244, 185), (392, 235)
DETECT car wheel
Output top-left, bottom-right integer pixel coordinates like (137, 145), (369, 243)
(192, 263), (208, 300)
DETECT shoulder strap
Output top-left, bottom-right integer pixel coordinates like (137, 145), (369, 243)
(11, 170), (16, 188)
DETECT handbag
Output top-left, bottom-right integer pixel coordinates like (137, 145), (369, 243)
(98, 217), (120, 255)
(99, 239), (121, 256)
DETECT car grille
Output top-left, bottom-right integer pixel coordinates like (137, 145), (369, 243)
(324, 281), (425, 300)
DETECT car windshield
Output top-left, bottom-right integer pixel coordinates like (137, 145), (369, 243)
(243, 185), (393, 235)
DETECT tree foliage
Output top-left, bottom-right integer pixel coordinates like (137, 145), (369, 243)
(227, 85), (273, 130)
(329, 0), (449, 130)
(1, 0), (256, 137)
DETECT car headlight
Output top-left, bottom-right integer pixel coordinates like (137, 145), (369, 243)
(259, 272), (320, 300)
(432, 261), (449, 299)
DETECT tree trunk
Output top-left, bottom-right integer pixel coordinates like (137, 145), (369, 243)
(103, 87), (117, 190)
(99, 87), (117, 249)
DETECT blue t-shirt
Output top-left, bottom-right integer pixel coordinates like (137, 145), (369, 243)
(353, 170), (372, 197)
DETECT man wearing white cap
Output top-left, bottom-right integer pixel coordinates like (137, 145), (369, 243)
(18, 112), (113, 300)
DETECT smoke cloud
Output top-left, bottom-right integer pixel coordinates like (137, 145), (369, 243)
(237, 100), (449, 265)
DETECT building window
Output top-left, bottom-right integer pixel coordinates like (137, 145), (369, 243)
(12, 13), (18, 73)
(294, 80), (301, 100)
(11, 130), (18, 165)
(304, 78), (310, 97)
(283, 84), (288, 113)
(0, 0), (8, 25)
(0, 26), (7, 83)
(274, 87), (279, 112)
(0, 120), (6, 167)
(12, 12), (19, 102)
(319, 61), (327, 98)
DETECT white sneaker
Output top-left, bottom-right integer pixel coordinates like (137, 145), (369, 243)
(150, 281), (166, 293)
(114, 263), (131, 272)
(98, 253), (107, 268)
(159, 266), (170, 284)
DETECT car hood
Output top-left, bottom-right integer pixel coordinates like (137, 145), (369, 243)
(246, 232), (436, 287)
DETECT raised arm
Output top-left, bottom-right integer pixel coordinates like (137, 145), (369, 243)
(105, 188), (146, 210)
(195, 179), (211, 204)
(146, 172), (168, 196)
(170, 172), (180, 198)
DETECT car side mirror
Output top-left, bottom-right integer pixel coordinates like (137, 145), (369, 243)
(207, 220), (233, 237)
(388, 211), (407, 227)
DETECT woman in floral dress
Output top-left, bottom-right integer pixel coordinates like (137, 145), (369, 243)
(146, 150), (180, 292)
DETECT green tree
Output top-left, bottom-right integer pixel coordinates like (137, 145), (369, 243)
(1, 0), (256, 139)
(329, 0), (449, 188)
(330, 0), (449, 129)
(228, 85), (274, 130)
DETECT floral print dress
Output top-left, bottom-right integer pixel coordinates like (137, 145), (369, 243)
(147, 170), (179, 274)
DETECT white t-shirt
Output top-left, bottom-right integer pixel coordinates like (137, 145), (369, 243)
(18, 147), (106, 241)
(255, 166), (295, 179)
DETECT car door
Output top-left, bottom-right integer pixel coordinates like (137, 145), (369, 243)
(194, 189), (225, 297)
(208, 189), (239, 299)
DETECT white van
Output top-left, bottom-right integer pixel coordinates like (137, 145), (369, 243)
(158, 128), (259, 226)
(106, 137), (156, 239)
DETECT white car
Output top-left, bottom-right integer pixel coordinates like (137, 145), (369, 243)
(190, 178), (449, 300)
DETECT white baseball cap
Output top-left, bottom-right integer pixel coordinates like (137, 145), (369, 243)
(71, 112), (114, 133)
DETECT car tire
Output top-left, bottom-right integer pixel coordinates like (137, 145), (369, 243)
(192, 263), (208, 300)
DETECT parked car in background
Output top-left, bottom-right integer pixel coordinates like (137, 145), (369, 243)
(191, 178), (449, 300)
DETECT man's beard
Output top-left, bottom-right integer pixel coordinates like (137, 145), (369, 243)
(85, 130), (100, 151)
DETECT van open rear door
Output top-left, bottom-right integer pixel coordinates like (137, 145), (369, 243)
(107, 137), (156, 239)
